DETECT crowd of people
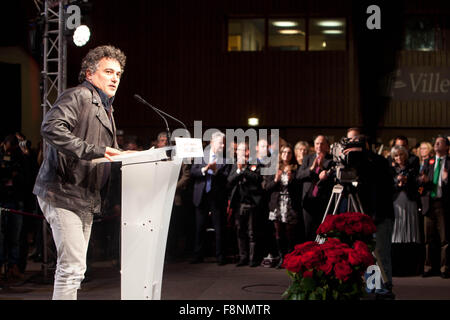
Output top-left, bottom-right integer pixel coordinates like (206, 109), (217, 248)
(1, 127), (449, 293)
(161, 128), (450, 292)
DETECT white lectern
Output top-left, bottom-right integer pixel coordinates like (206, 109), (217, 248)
(97, 147), (181, 300)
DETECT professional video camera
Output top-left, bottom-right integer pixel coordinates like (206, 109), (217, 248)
(330, 136), (367, 183)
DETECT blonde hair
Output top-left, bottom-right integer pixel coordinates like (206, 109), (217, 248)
(390, 145), (408, 160)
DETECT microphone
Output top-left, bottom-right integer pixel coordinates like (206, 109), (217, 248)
(134, 94), (172, 147)
(133, 94), (188, 132)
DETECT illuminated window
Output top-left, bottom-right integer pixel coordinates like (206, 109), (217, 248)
(228, 19), (264, 51)
(268, 19), (306, 51)
(308, 18), (346, 51)
(403, 16), (448, 51)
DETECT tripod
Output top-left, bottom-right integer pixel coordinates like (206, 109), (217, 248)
(315, 181), (389, 286)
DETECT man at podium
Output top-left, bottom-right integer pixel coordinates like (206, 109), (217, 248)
(33, 45), (127, 300)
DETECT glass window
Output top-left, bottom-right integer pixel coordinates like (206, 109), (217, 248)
(403, 16), (444, 51)
(309, 18), (346, 51)
(228, 19), (265, 51)
(268, 19), (306, 51)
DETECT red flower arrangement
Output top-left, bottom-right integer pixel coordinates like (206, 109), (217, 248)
(316, 212), (376, 250)
(282, 212), (377, 300)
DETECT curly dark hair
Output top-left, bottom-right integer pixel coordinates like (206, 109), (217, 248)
(78, 45), (126, 83)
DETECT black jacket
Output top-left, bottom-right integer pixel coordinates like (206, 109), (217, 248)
(190, 152), (231, 208)
(33, 82), (119, 214)
(263, 170), (302, 213)
(227, 163), (264, 208)
(419, 156), (450, 216)
(296, 153), (334, 213)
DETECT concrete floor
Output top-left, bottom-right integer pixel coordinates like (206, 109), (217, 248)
(1, 258), (450, 300)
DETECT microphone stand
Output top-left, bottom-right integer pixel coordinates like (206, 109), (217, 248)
(134, 94), (189, 159)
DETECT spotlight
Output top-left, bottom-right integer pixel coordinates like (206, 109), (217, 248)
(73, 24), (90, 46)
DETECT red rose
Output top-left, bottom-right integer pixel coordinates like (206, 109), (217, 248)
(294, 241), (318, 255)
(317, 216), (334, 234)
(429, 158), (435, 165)
(324, 247), (345, 264)
(334, 261), (353, 281)
(300, 249), (323, 269)
(352, 221), (363, 234)
(335, 218), (346, 231)
(347, 248), (363, 266)
(353, 241), (375, 266)
(318, 260), (334, 275)
(303, 270), (314, 278)
(283, 255), (303, 273)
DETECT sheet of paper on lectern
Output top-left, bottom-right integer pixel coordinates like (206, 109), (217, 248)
(175, 138), (203, 158)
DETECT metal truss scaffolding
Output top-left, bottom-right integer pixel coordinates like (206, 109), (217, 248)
(42, 0), (67, 114)
(40, 0), (68, 282)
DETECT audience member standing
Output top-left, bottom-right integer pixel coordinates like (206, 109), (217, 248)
(0, 134), (26, 281)
(297, 135), (333, 241)
(190, 131), (230, 265)
(387, 136), (420, 175)
(419, 136), (450, 278)
(227, 141), (264, 267)
(418, 142), (434, 173)
(263, 144), (301, 268)
(389, 145), (422, 276)
(294, 141), (310, 166)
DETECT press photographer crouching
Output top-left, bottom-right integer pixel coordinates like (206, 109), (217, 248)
(329, 134), (395, 299)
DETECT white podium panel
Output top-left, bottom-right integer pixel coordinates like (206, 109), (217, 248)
(95, 147), (180, 300)
(121, 157), (181, 300)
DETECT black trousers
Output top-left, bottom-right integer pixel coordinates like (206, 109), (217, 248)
(193, 192), (225, 260)
(234, 204), (257, 263)
(424, 199), (449, 273)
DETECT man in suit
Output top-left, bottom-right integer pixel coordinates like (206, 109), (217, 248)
(190, 131), (230, 265)
(419, 135), (450, 278)
(227, 141), (264, 267)
(296, 135), (334, 241)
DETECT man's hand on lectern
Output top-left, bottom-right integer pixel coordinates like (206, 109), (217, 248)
(105, 147), (122, 161)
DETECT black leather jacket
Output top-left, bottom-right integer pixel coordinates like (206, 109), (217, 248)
(33, 81), (119, 214)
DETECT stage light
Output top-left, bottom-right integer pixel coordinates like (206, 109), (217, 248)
(272, 21), (298, 28)
(73, 24), (90, 46)
(248, 117), (259, 126)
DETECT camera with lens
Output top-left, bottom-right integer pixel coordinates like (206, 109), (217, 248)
(330, 136), (366, 183)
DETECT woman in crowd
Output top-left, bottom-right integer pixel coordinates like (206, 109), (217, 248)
(390, 145), (422, 276)
(418, 141), (434, 173)
(294, 141), (310, 166)
(262, 144), (301, 269)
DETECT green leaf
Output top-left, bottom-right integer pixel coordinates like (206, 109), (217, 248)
(301, 276), (316, 291)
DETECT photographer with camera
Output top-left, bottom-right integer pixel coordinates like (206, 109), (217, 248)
(330, 133), (396, 298)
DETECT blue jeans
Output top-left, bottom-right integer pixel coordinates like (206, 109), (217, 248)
(0, 202), (24, 267)
(38, 197), (93, 300)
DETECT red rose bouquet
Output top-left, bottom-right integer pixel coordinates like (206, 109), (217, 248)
(282, 212), (377, 300)
(282, 238), (375, 300)
(316, 212), (376, 250)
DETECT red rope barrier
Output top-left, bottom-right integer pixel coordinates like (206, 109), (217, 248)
(0, 207), (44, 219)
(0, 207), (120, 223)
